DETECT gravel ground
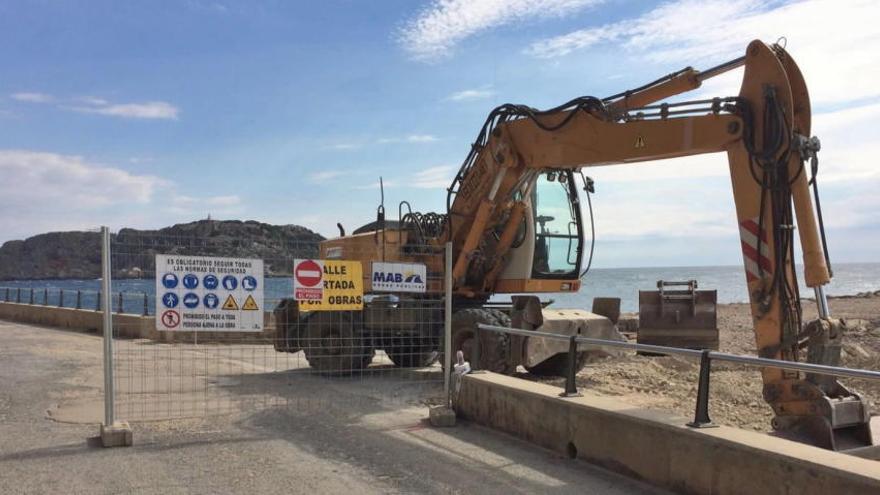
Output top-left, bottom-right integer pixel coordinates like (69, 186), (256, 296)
(531, 294), (880, 432)
(0, 320), (667, 495)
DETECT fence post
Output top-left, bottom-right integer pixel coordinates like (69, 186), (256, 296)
(117, 291), (124, 314)
(44, 288), (49, 305)
(76, 290), (82, 309)
(98, 226), (130, 446)
(59, 289), (64, 308)
(5, 287), (9, 302)
(29, 288), (34, 304)
(687, 349), (718, 428)
(142, 293), (149, 316)
(96, 291), (101, 311)
(444, 242), (453, 407)
(17, 288), (21, 303)
(559, 335), (582, 397)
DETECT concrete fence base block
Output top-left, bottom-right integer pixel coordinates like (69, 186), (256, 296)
(100, 422), (133, 448)
(456, 372), (880, 495)
(428, 405), (456, 427)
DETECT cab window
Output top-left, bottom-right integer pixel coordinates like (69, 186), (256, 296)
(531, 171), (581, 278)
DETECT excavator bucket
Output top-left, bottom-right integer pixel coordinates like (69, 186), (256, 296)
(638, 280), (718, 351)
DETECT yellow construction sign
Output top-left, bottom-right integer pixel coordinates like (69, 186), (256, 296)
(299, 260), (363, 311)
(222, 294), (239, 310)
(242, 294), (259, 311)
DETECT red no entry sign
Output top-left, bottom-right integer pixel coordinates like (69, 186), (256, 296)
(295, 259), (323, 287)
(161, 310), (180, 329)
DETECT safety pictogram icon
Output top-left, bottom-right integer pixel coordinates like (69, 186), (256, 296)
(222, 294), (239, 310)
(242, 294), (259, 310)
(161, 310), (180, 329)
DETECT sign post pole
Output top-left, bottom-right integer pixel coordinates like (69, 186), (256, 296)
(101, 226), (114, 427)
(98, 227), (131, 447)
(444, 242), (453, 408)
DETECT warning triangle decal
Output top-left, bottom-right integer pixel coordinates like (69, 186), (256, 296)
(242, 295), (259, 311)
(222, 294), (239, 310)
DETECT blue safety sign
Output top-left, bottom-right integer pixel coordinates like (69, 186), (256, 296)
(203, 293), (219, 309)
(222, 275), (238, 291)
(183, 274), (199, 290)
(161, 273), (178, 289)
(242, 275), (258, 291)
(203, 274), (219, 290)
(162, 292), (179, 308)
(183, 293), (199, 309)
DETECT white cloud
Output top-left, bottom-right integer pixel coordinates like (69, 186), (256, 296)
(446, 88), (495, 101)
(0, 150), (166, 239)
(412, 165), (455, 188)
(308, 170), (346, 183)
(0, 150), (247, 242)
(399, 0), (605, 61)
(10, 92), (53, 103)
(70, 100), (179, 120)
(526, 0), (880, 106)
(325, 143), (360, 150)
(0, 150), (163, 207)
(377, 134), (439, 144)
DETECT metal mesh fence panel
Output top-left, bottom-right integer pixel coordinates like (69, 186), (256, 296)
(108, 230), (448, 423)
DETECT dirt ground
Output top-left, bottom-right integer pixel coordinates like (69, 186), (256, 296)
(531, 292), (880, 432)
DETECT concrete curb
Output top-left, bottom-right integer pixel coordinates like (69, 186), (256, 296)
(0, 302), (274, 343)
(456, 372), (880, 495)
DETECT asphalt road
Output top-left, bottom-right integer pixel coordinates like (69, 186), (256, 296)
(0, 320), (668, 495)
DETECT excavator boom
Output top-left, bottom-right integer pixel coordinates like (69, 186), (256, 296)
(441, 40), (871, 450)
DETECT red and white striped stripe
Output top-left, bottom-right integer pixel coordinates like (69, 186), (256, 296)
(739, 218), (772, 282)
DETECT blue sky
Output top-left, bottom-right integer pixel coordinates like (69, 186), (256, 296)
(2, 0), (879, 268)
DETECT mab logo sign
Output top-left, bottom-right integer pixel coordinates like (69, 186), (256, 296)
(373, 272), (424, 284)
(371, 262), (427, 293)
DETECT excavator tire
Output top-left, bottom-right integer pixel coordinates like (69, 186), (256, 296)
(524, 351), (590, 377)
(385, 340), (439, 368)
(452, 308), (513, 375)
(303, 311), (374, 375)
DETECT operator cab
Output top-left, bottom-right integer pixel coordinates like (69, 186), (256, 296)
(530, 170), (584, 280)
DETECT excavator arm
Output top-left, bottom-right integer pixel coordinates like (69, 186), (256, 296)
(446, 40), (872, 450)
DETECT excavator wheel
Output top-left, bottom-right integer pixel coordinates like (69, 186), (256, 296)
(303, 311), (374, 375)
(385, 339), (439, 368)
(524, 351), (590, 377)
(452, 308), (513, 375)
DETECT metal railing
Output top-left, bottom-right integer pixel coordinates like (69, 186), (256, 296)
(1, 287), (151, 316)
(475, 323), (880, 428)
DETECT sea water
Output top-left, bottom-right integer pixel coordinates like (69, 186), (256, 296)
(2, 263), (878, 315)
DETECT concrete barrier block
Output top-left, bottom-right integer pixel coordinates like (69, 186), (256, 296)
(100, 422), (133, 448)
(456, 372), (880, 495)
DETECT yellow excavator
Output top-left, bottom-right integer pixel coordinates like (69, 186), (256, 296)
(275, 40), (873, 451)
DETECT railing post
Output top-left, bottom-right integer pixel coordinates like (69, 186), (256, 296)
(142, 293), (149, 316)
(76, 290), (82, 309)
(560, 335), (583, 397)
(687, 349), (718, 428)
(472, 324), (482, 372)
(17, 288), (21, 303)
(117, 291), (124, 314)
(5, 287), (9, 302)
(96, 291), (101, 311)
(59, 289), (64, 308)
(44, 288), (49, 305)
(29, 288), (34, 305)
